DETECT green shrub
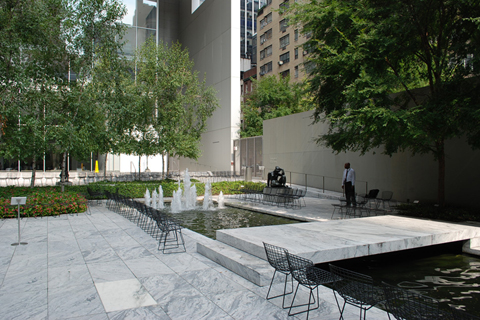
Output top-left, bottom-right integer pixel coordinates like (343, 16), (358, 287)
(0, 181), (266, 218)
(0, 187), (87, 218)
(82, 180), (265, 198)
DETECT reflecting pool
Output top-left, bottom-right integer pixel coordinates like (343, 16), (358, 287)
(323, 243), (480, 315)
(170, 205), (301, 239)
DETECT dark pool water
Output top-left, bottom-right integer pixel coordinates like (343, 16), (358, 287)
(169, 205), (300, 239)
(321, 243), (480, 316)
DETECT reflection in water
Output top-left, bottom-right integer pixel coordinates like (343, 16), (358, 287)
(170, 205), (299, 240)
(354, 252), (480, 315)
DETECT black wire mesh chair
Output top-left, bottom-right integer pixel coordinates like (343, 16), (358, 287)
(87, 187), (104, 206)
(291, 188), (307, 208)
(263, 242), (294, 309)
(152, 209), (186, 254)
(376, 191), (394, 210)
(286, 252), (337, 320)
(382, 282), (448, 320)
(275, 188), (295, 208)
(138, 204), (157, 236)
(329, 264), (389, 320)
(264, 187), (283, 205)
(363, 189), (380, 208)
(105, 190), (113, 210)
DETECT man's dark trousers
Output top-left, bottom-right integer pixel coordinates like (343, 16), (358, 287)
(345, 182), (356, 206)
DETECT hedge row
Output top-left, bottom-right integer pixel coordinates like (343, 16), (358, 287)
(0, 181), (266, 219)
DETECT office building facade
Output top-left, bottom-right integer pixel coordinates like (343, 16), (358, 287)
(104, 0), (240, 173)
(257, 0), (308, 82)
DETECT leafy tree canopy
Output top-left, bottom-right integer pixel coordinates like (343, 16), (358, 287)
(241, 74), (311, 137)
(0, 0), (127, 184)
(288, 0), (480, 206)
(119, 39), (219, 163)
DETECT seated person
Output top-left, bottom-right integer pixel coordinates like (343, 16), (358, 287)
(267, 166), (286, 187)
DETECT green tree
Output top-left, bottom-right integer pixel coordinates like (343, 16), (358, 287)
(120, 39), (219, 176)
(288, 0), (480, 206)
(0, 0), (68, 186)
(50, 0), (127, 183)
(241, 75), (310, 137)
(0, 0), (127, 185)
(85, 53), (134, 179)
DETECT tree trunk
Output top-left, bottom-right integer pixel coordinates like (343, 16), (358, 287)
(104, 153), (107, 180)
(30, 158), (36, 188)
(138, 155), (141, 180)
(436, 139), (446, 208)
(162, 152), (165, 179)
(166, 153), (170, 177)
(60, 152), (67, 192)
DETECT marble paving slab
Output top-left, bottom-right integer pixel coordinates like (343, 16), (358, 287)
(95, 278), (157, 312)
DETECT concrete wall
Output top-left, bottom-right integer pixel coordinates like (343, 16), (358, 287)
(263, 110), (480, 207)
(177, 0), (241, 171)
(158, 0), (181, 45)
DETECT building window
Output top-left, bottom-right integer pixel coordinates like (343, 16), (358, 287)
(279, 0), (290, 12)
(260, 28), (272, 44)
(260, 12), (272, 30)
(280, 52), (290, 64)
(279, 19), (288, 33)
(260, 61), (273, 75)
(280, 34), (290, 49)
(302, 43), (312, 56)
(280, 69), (290, 78)
(260, 45), (272, 60)
(294, 65), (299, 78)
(294, 29), (299, 41)
(295, 48), (298, 59)
(304, 61), (315, 74)
(266, 45), (272, 57)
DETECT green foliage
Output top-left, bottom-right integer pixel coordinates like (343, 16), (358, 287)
(119, 39), (219, 161)
(288, 0), (480, 205)
(240, 75), (312, 138)
(0, 0), (128, 184)
(84, 180), (265, 198)
(0, 0), (67, 171)
(0, 180), (266, 218)
(0, 187), (87, 218)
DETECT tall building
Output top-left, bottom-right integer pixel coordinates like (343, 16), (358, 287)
(257, 0), (308, 82)
(240, 0), (261, 60)
(107, 0), (240, 173)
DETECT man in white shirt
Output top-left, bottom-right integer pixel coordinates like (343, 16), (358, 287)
(341, 162), (356, 206)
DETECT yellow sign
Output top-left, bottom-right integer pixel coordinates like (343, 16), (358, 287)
(95, 160), (99, 173)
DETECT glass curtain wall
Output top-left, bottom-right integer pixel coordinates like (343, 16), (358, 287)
(121, 0), (158, 58)
(241, 0), (260, 59)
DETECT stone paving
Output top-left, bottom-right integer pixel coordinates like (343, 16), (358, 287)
(0, 192), (409, 320)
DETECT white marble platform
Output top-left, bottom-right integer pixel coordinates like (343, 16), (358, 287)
(198, 215), (480, 286)
(218, 216), (480, 261)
